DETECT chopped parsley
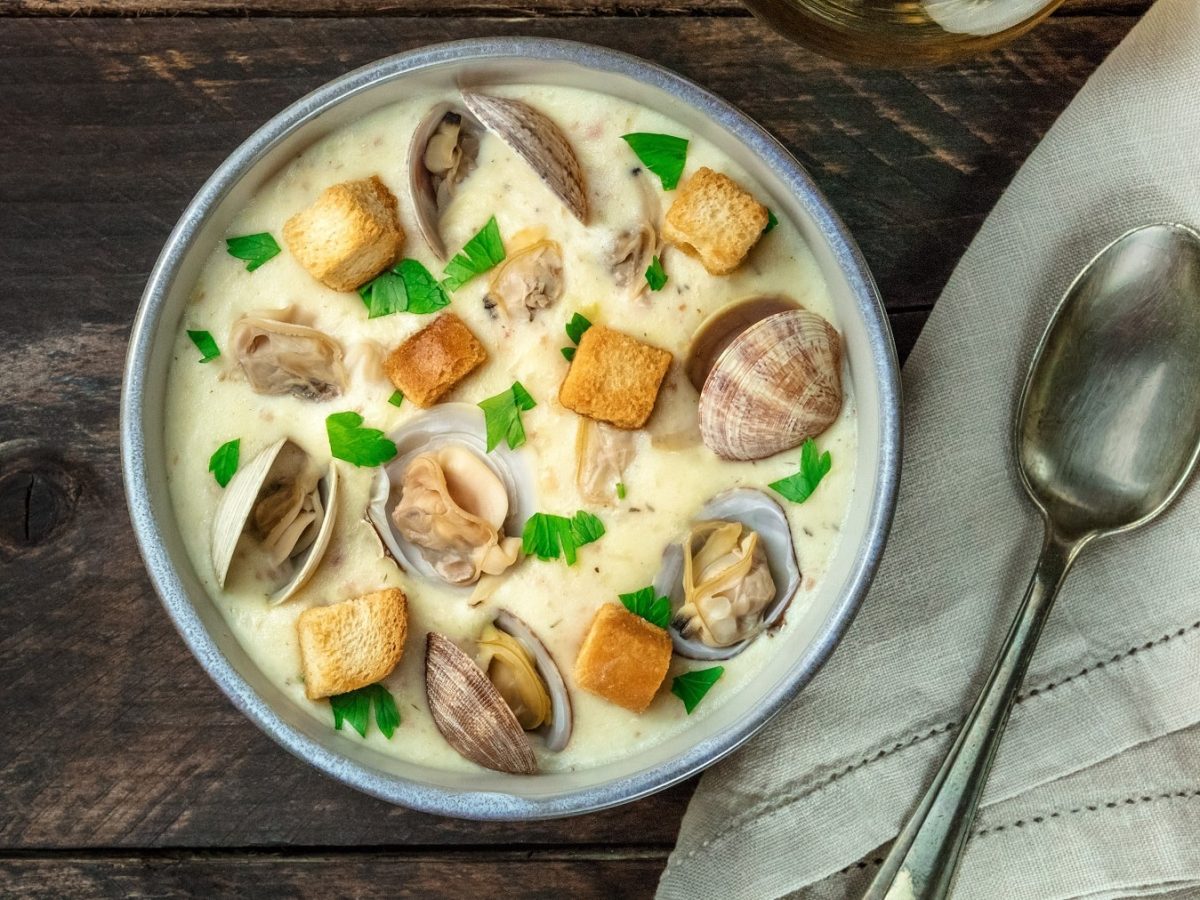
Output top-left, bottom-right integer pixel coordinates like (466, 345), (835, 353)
(330, 683), (401, 739)
(358, 259), (450, 318)
(620, 133), (689, 191)
(225, 232), (281, 272)
(522, 510), (605, 565)
(671, 666), (725, 715)
(561, 312), (593, 362)
(478, 382), (537, 452)
(208, 438), (240, 488)
(619, 586), (671, 629)
(768, 438), (832, 504)
(764, 208), (779, 234)
(442, 216), (506, 291)
(616, 481), (626, 500)
(645, 255), (667, 291)
(325, 411), (397, 467)
(187, 329), (220, 363)
(388, 390), (404, 408)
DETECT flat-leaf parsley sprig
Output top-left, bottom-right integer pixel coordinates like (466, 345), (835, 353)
(522, 510), (605, 565)
(620, 133), (689, 191)
(478, 382), (537, 452)
(330, 683), (401, 739)
(326, 411), (397, 467)
(225, 232), (281, 272)
(768, 438), (831, 504)
(671, 666), (724, 715)
(619, 586), (671, 629)
(442, 216), (506, 291)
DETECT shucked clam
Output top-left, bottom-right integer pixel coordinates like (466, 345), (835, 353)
(409, 103), (482, 260)
(426, 611), (572, 774)
(653, 488), (801, 660)
(211, 437), (339, 604)
(688, 299), (843, 461)
(368, 404), (534, 589)
(230, 307), (347, 401)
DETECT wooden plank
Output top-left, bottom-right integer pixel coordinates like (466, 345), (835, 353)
(0, 13), (1127, 850)
(0, 850), (667, 899)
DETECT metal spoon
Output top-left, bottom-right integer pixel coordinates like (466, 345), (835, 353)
(864, 222), (1200, 900)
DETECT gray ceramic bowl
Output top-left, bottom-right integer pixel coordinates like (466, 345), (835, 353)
(121, 38), (901, 820)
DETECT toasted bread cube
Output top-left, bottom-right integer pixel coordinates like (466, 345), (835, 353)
(662, 167), (769, 276)
(558, 324), (672, 429)
(383, 314), (488, 408)
(574, 603), (672, 713)
(298, 588), (408, 700)
(283, 176), (404, 292)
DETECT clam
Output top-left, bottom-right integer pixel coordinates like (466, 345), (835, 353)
(425, 611), (573, 773)
(211, 437), (339, 604)
(230, 307), (347, 401)
(367, 404), (534, 590)
(483, 238), (563, 320)
(575, 418), (637, 505)
(606, 167), (662, 300)
(689, 301), (843, 461)
(461, 91), (588, 224)
(409, 103), (482, 260)
(653, 488), (801, 660)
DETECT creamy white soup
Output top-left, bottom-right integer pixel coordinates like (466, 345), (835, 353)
(164, 83), (857, 774)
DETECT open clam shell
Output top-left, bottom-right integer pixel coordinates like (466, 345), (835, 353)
(409, 103), (482, 260)
(462, 91), (588, 224)
(653, 488), (801, 660)
(367, 403), (534, 587)
(211, 437), (339, 605)
(491, 610), (573, 753)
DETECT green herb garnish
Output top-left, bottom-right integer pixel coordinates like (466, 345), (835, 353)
(671, 666), (725, 715)
(522, 510), (605, 565)
(769, 438), (832, 504)
(208, 438), (240, 488)
(621, 133), (689, 191)
(616, 482), (626, 500)
(325, 411), (397, 467)
(561, 312), (593, 361)
(388, 390), (404, 408)
(187, 329), (220, 363)
(225, 232), (281, 272)
(358, 259), (451, 318)
(478, 381), (537, 452)
(442, 216), (506, 291)
(763, 208), (779, 234)
(561, 347), (576, 362)
(645, 255), (667, 291)
(619, 586), (671, 629)
(330, 683), (401, 739)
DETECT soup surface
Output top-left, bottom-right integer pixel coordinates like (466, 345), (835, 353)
(164, 83), (857, 773)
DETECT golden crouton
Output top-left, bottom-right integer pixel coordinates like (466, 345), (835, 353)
(558, 324), (672, 429)
(283, 176), (404, 292)
(298, 588), (408, 700)
(575, 603), (672, 713)
(662, 167), (769, 276)
(384, 314), (488, 408)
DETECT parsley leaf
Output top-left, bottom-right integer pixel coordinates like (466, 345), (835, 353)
(388, 390), (404, 407)
(326, 411), (397, 467)
(764, 208), (779, 234)
(330, 683), (400, 739)
(522, 510), (605, 565)
(620, 133), (689, 191)
(187, 329), (220, 363)
(442, 216), (506, 291)
(358, 259), (450, 318)
(671, 666), (725, 715)
(225, 232), (281, 272)
(645, 255), (667, 291)
(769, 438), (832, 504)
(619, 586), (671, 629)
(616, 481), (626, 500)
(561, 312), (593, 361)
(478, 381), (537, 452)
(208, 438), (240, 488)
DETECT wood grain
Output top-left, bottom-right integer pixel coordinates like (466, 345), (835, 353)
(0, 9), (1136, 894)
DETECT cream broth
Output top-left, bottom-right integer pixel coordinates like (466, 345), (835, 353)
(164, 84), (857, 773)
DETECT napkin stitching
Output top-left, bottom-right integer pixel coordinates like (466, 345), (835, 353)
(670, 619), (1200, 867)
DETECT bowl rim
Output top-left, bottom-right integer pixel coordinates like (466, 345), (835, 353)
(120, 36), (901, 820)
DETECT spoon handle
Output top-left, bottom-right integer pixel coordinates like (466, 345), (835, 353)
(862, 528), (1084, 900)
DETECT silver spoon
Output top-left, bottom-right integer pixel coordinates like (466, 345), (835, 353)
(864, 222), (1200, 900)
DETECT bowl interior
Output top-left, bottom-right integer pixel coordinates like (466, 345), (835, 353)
(123, 39), (899, 819)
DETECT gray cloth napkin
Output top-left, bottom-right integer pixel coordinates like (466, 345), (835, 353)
(657, 0), (1200, 896)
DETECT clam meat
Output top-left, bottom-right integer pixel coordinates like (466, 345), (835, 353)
(690, 302), (843, 461)
(211, 437), (339, 604)
(606, 167), (662, 301)
(409, 103), (481, 260)
(368, 404), (534, 590)
(483, 238), (564, 320)
(230, 307), (347, 401)
(425, 611), (572, 774)
(575, 418), (637, 505)
(654, 488), (800, 660)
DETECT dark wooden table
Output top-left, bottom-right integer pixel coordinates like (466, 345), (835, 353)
(0, 0), (1150, 895)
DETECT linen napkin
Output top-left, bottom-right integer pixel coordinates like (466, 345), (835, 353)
(658, 0), (1200, 896)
